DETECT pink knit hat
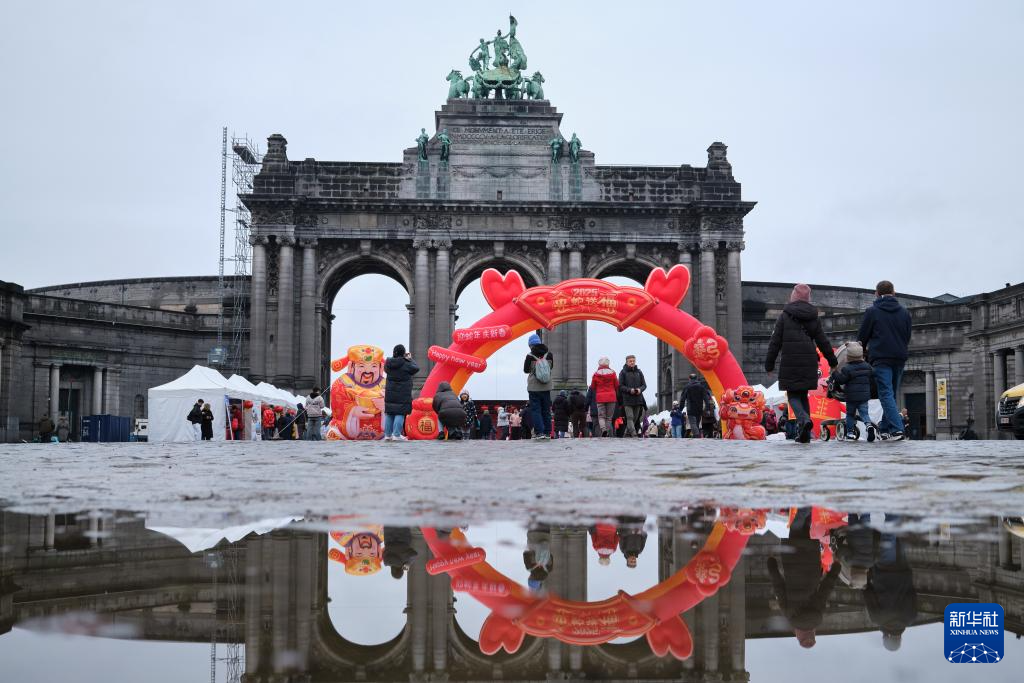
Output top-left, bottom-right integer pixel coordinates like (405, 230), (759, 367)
(789, 283), (812, 303)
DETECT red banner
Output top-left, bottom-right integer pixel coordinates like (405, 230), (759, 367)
(427, 346), (487, 372)
(517, 593), (655, 644)
(515, 279), (656, 331)
(426, 547), (487, 575)
(452, 325), (512, 344)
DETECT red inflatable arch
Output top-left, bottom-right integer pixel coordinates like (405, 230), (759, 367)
(421, 508), (763, 659)
(407, 264), (762, 439)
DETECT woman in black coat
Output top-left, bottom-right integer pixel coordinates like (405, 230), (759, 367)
(383, 344), (419, 441)
(764, 284), (838, 443)
(200, 403), (214, 441)
(551, 390), (571, 437)
(432, 382), (467, 440)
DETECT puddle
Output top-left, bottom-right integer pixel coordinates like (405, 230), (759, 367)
(1, 506), (1022, 681)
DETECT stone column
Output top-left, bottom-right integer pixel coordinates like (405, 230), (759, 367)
(249, 236), (268, 381)
(546, 241), (565, 385)
(567, 244), (585, 387)
(49, 364), (60, 418)
(44, 513), (55, 551)
(274, 236), (295, 390)
(298, 239), (317, 390)
(725, 242), (744, 365)
(92, 367), (103, 415)
(994, 350), (1007, 403)
(699, 241), (717, 328)
(729, 555), (746, 674)
(925, 370), (936, 440)
(434, 240), (452, 352)
(413, 240), (431, 372)
(671, 245), (695, 397)
(1015, 346), (1024, 387)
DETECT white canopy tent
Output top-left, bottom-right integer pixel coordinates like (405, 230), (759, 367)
(148, 365), (233, 442)
(226, 374), (267, 403)
(255, 382), (298, 409)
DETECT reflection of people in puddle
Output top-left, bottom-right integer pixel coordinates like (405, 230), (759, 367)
(767, 507), (841, 648)
(863, 515), (917, 652)
(382, 527), (418, 580)
(523, 524), (554, 591)
(618, 516), (648, 568)
(833, 513), (876, 589)
(589, 522), (619, 566)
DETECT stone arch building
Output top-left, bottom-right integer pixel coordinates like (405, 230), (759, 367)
(243, 98), (753, 398)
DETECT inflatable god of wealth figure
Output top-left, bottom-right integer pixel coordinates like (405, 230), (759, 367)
(329, 526), (385, 575)
(326, 344), (387, 440)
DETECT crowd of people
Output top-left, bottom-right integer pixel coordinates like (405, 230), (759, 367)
(162, 279), (915, 444)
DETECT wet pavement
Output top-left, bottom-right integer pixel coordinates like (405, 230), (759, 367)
(1, 506), (1022, 682)
(1, 439), (1022, 527)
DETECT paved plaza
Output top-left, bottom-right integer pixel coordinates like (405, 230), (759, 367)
(2, 440), (1021, 526)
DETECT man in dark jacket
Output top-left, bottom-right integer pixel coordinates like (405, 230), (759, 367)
(383, 345), (419, 441)
(38, 414), (55, 443)
(864, 518), (917, 652)
(187, 400), (204, 441)
(765, 284), (838, 443)
(833, 341), (875, 442)
(432, 382), (466, 440)
(618, 356), (647, 437)
(618, 516), (648, 568)
(857, 280), (912, 441)
(680, 373), (710, 438)
(585, 385), (600, 436)
(478, 408), (493, 440)
(523, 333), (554, 440)
(382, 527), (419, 579)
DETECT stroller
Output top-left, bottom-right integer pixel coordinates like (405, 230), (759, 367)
(821, 342), (879, 442)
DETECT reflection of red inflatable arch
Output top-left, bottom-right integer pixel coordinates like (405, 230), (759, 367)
(408, 264), (759, 439)
(422, 510), (764, 659)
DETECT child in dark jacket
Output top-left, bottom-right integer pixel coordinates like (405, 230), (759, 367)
(833, 342), (875, 441)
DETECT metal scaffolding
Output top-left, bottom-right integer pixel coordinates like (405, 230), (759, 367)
(215, 129), (262, 375)
(229, 134), (261, 377)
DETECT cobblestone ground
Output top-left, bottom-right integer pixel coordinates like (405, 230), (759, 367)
(1, 439), (1021, 526)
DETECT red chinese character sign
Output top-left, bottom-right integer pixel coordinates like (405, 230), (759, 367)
(420, 510), (760, 659)
(407, 264), (757, 439)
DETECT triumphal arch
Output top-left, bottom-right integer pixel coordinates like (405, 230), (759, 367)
(243, 17), (754, 401)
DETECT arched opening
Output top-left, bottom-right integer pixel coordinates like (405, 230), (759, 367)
(585, 272), (662, 421)
(327, 556), (408, 646)
(326, 264), (410, 393)
(456, 276), (536, 400)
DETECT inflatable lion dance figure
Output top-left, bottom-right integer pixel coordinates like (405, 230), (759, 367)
(720, 385), (766, 440)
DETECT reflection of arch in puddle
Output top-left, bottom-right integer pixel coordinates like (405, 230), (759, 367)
(422, 516), (755, 661)
(326, 545), (408, 646)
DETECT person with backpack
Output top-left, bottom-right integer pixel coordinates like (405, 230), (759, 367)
(304, 388), (325, 441)
(187, 399), (204, 440)
(764, 284), (839, 443)
(618, 355), (647, 437)
(523, 333), (554, 440)
(590, 357), (619, 437)
(680, 373), (710, 438)
(568, 388), (588, 438)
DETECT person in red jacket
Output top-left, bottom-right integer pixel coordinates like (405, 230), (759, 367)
(589, 523), (619, 566)
(590, 357), (619, 437)
(261, 404), (277, 439)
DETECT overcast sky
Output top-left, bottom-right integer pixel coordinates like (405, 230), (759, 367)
(2, 1), (1022, 395)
